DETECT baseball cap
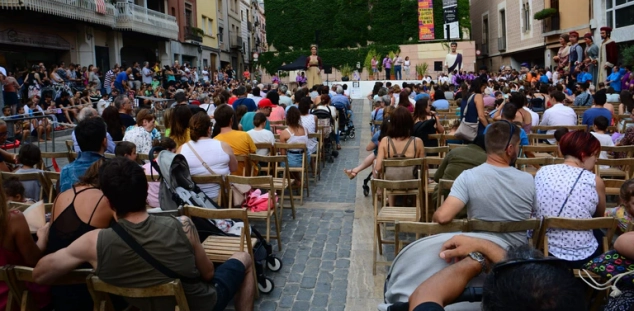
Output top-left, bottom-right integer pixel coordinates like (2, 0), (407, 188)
(258, 98), (275, 109)
(520, 62), (529, 68)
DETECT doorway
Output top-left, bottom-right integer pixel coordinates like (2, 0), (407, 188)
(95, 46), (110, 73)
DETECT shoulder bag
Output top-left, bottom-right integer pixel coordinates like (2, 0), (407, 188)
(455, 94), (478, 141)
(112, 221), (200, 283)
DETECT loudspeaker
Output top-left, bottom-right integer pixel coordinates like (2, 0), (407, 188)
(434, 61), (443, 72)
(324, 65), (332, 74)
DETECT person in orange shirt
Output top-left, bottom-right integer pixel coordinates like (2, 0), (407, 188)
(213, 104), (257, 176)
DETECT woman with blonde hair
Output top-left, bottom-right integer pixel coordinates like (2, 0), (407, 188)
(305, 45), (323, 88)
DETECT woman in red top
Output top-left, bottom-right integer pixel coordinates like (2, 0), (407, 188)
(0, 187), (50, 309)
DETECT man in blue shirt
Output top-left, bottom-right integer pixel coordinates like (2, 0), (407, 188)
(114, 67), (131, 94)
(231, 86), (257, 112)
(331, 86), (352, 120)
(582, 90), (612, 129)
(60, 117), (107, 192)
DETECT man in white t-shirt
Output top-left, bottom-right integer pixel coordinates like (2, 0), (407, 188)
(539, 91), (578, 144)
(247, 112), (275, 155)
(141, 62), (153, 85)
(202, 67), (210, 82)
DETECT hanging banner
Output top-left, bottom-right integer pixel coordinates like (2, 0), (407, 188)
(442, 0), (459, 39)
(418, 0), (435, 41)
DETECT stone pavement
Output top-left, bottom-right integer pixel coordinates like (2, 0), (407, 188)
(22, 99), (387, 311)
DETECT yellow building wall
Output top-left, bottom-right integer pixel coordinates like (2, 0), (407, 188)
(546, 0), (591, 30)
(197, 0), (218, 51)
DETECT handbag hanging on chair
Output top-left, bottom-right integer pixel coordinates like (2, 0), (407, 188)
(455, 94), (478, 141)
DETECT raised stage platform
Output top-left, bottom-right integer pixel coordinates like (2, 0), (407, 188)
(324, 80), (423, 100)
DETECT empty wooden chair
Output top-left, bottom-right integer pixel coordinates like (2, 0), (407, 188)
(372, 178), (422, 274)
(528, 133), (555, 146)
(423, 157), (443, 222)
(274, 143), (309, 205)
(87, 275), (190, 311)
(39, 151), (72, 171)
(308, 133), (321, 183)
(600, 145), (634, 158)
(424, 146), (450, 158)
(522, 145), (559, 158)
(42, 171), (60, 202)
(603, 179), (625, 196)
(515, 157), (554, 176)
(394, 220), (467, 254)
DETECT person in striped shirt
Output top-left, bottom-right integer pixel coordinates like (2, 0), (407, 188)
(103, 65), (119, 95)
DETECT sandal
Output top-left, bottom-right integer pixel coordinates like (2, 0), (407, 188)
(343, 169), (357, 180)
(337, 144), (342, 150)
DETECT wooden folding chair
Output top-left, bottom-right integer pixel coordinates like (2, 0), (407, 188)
(603, 179), (625, 196)
(226, 175), (282, 250)
(528, 133), (555, 146)
(0, 171), (45, 201)
(274, 143), (309, 205)
(65, 140), (75, 153)
(308, 133), (321, 183)
(10, 266), (92, 311)
(181, 206), (258, 297)
(448, 144), (466, 150)
(435, 179), (454, 211)
(269, 120), (286, 133)
(0, 266), (16, 311)
(42, 171), (60, 202)
(249, 154), (296, 220)
(522, 145), (559, 158)
(87, 275), (190, 311)
(137, 152), (149, 162)
(601, 145), (634, 158)
(515, 157), (554, 176)
(394, 220), (467, 255)
(535, 217), (618, 256)
(596, 158), (634, 180)
(532, 125), (587, 133)
(372, 178), (422, 274)
(467, 219), (542, 247)
(39, 151), (72, 171)
(423, 157), (443, 222)
(234, 154), (253, 177)
(191, 175), (226, 208)
(381, 158), (424, 213)
(428, 133), (445, 146)
(424, 146), (449, 158)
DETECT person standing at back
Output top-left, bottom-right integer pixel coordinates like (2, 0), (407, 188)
(232, 86), (257, 112)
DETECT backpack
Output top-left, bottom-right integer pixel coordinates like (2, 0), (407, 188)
(530, 97), (545, 112)
(311, 106), (334, 137)
(148, 147), (217, 211)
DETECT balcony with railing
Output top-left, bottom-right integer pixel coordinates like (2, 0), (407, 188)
(542, 12), (561, 35)
(0, 0), (116, 27)
(115, 2), (178, 40)
(231, 34), (243, 49)
(498, 37), (506, 51)
(184, 26), (202, 42)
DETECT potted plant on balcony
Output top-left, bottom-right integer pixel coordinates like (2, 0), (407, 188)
(416, 63), (428, 80)
(340, 64), (353, 81)
(191, 27), (204, 37)
(533, 8), (557, 20)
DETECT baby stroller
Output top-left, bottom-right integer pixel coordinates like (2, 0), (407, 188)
(335, 106), (355, 141)
(148, 147), (282, 294)
(311, 107), (336, 163)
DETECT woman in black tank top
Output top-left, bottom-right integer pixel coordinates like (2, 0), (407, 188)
(45, 159), (117, 311)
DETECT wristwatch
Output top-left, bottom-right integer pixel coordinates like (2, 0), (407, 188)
(468, 252), (488, 274)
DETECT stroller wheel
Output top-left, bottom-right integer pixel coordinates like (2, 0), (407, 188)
(267, 256), (283, 272)
(258, 277), (275, 294)
(349, 131), (356, 139)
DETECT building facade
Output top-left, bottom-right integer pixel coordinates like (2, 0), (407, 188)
(0, 0), (177, 73)
(470, 0), (545, 71)
(541, 0), (592, 71)
(217, 0), (244, 73)
(593, 0), (634, 55)
(198, 0), (220, 73)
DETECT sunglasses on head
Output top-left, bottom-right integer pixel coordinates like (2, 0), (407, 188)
(499, 120), (515, 150)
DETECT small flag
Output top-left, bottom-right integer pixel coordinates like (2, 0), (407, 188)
(95, 0), (106, 15)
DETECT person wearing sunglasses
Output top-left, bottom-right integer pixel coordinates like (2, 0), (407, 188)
(433, 121), (534, 247)
(408, 235), (586, 311)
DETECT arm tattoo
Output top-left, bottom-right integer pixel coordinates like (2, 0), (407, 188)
(180, 216), (201, 242)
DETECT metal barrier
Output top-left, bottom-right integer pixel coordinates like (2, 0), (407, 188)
(0, 113), (68, 153)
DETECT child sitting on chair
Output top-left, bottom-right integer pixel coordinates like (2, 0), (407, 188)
(606, 179), (634, 234)
(114, 141), (137, 162)
(3, 177), (36, 205)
